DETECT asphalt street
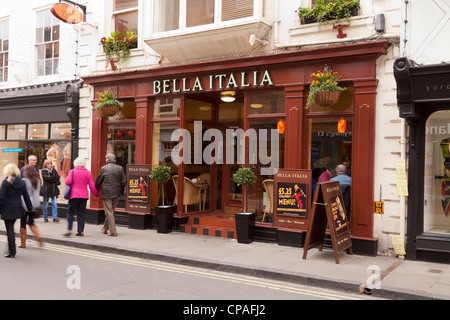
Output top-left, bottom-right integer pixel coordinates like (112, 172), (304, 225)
(0, 237), (382, 301)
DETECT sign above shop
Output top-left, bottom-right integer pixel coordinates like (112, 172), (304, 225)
(153, 70), (274, 95)
(51, 1), (86, 24)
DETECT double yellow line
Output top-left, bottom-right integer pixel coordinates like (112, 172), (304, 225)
(2, 237), (362, 300)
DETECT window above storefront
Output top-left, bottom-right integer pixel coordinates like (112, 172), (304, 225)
(146, 0), (270, 64)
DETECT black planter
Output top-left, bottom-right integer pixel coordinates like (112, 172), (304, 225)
(301, 16), (317, 25)
(235, 212), (255, 244)
(155, 206), (175, 234)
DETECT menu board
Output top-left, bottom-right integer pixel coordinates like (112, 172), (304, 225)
(302, 180), (352, 264)
(125, 165), (152, 214)
(273, 169), (311, 230)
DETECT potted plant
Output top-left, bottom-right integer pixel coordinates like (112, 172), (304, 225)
(233, 167), (257, 244)
(95, 90), (123, 118)
(100, 30), (137, 70)
(306, 66), (346, 108)
(297, 0), (359, 26)
(149, 165), (174, 233)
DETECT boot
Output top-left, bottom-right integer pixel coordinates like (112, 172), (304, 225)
(18, 228), (26, 248)
(29, 225), (43, 247)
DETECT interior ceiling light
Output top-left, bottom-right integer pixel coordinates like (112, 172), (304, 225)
(250, 103), (264, 109)
(221, 91), (236, 103)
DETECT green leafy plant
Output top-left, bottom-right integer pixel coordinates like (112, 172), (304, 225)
(150, 165), (172, 206)
(100, 30), (137, 68)
(233, 167), (257, 213)
(297, 0), (360, 26)
(307, 66), (346, 108)
(95, 90), (123, 117)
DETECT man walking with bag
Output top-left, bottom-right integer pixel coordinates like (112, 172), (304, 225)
(95, 154), (126, 236)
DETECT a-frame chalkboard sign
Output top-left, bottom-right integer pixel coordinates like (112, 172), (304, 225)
(302, 181), (352, 264)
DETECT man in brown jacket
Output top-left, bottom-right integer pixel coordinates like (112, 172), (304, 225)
(95, 154), (126, 236)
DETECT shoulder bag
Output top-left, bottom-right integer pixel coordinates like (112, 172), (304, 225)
(64, 170), (74, 200)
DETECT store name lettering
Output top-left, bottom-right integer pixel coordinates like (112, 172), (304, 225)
(153, 70), (274, 95)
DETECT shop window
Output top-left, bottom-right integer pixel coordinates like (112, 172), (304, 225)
(106, 122), (136, 171)
(35, 9), (59, 76)
(249, 91), (286, 115)
(154, 98), (181, 119)
(28, 124), (49, 140)
(307, 86), (354, 113)
(152, 122), (179, 207)
(424, 111), (450, 234)
(50, 123), (71, 140)
(113, 0), (138, 35)
(185, 99), (212, 121)
(7, 125), (26, 140)
(0, 19), (8, 82)
(309, 117), (352, 195)
(0, 125), (5, 140)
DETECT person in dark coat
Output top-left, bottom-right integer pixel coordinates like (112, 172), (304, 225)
(41, 159), (60, 222)
(95, 154), (126, 236)
(0, 163), (33, 258)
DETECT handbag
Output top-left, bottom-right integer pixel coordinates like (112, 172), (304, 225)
(64, 170), (74, 200)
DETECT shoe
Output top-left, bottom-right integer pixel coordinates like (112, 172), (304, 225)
(53, 218), (60, 223)
(76, 232), (84, 237)
(4, 253), (15, 258)
(101, 228), (108, 234)
(18, 228), (27, 248)
(108, 232), (118, 237)
(44, 219), (49, 223)
(64, 232), (72, 237)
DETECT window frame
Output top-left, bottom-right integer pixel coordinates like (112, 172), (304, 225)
(0, 19), (9, 83)
(152, 0), (263, 37)
(35, 8), (60, 77)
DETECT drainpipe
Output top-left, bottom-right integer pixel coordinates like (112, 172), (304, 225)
(399, 118), (407, 256)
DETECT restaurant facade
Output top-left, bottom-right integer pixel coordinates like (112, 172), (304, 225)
(84, 40), (391, 256)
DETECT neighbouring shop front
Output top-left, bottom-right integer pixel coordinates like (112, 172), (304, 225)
(395, 57), (450, 263)
(84, 41), (390, 255)
(0, 81), (80, 217)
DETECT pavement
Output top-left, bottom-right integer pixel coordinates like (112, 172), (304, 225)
(1, 218), (449, 300)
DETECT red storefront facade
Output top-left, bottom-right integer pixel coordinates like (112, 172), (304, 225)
(84, 40), (390, 255)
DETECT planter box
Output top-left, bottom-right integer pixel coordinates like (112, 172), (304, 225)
(235, 212), (255, 244)
(155, 206), (175, 234)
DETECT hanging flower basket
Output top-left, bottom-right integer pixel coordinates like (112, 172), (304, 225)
(95, 90), (123, 118)
(306, 66), (346, 108)
(315, 90), (341, 107)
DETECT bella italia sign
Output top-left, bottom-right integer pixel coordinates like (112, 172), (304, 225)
(153, 70), (274, 95)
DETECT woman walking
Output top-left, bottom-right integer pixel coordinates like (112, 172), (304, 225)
(41, 159), (60, 223)
(19, 164), (44, 248)
(64, 157), (99, 237)
(0, 163), (33, 258)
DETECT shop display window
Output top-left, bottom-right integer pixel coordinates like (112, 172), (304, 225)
(424, 111), (450, 234)
(154, 98), (180, 119)
(106, 122), (136, 170)
(7, 124), (26, 140)
(51, 123), (71, 139)
(28, 124), (49, 140)
(249, 91), (285, 115)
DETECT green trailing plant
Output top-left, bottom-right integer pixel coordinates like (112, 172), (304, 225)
(95, 90), (123, 117)
(100, 30), (137, 68)
(233, 167), (257, 213)
(306, 66), (346, 108)
(297, 0), (360, 26)
(150, 165), (172, 206)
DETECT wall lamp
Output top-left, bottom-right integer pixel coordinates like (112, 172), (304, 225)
(249, 34), (268, 46)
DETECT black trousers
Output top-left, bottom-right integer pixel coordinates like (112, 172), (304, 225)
(4, 220), (16, 256)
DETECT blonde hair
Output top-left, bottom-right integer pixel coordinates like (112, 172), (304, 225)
(73, 157), (87, 167)
(3, 163), (20, 183)
(43, 159), (53, 168)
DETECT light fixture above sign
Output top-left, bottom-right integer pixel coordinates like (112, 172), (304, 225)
(221, 91), (236, 103)
(51, 0), (86, 24)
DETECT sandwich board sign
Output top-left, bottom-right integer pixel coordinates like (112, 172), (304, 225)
(302, 180), (352, 264)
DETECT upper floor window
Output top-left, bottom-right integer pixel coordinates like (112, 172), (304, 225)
(153, 0), (256, 34)
(36, 9), (59, 76)
(113, 0), (138, 35)
(0, 20), (8, 82)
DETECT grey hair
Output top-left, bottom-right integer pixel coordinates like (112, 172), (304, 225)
(335, 164), (347, 174)
(73, 157), (87, 167)
(105, 153), (116, 163)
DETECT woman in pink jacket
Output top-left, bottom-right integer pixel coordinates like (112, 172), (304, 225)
(64, 157), (99, 236)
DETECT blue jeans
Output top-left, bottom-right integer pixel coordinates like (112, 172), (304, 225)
(67, 198), (87, 233)
(43, 196), (58, 220)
